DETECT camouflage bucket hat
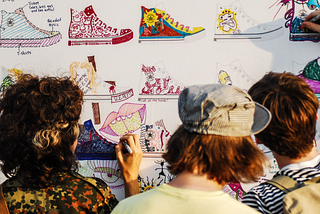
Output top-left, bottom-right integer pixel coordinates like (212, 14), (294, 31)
(178, 84), (271, 137)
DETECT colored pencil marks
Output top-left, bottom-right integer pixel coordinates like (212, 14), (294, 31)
(295, 57), (320, 101)
(0, 6), (61, 48)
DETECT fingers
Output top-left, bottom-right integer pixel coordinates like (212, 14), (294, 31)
(305, 10), (320, 21)
(119, 134), (142, 153)
(301, 22), (320, 33)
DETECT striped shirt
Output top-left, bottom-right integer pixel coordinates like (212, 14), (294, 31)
(242, 156), (320, 214)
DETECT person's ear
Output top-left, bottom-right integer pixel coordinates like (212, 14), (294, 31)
(317, 113), (319, 121)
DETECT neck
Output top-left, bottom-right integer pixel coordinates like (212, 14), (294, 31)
(168, 170), (224, 192)
(273, 146), (319, 169)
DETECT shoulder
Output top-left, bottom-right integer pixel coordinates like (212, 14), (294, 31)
(69, 171), (114, 199)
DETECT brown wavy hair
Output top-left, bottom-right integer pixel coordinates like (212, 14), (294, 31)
(248, 72), (319, 159)
(0, 74), (83, 187)
(163, 125), (268, 184)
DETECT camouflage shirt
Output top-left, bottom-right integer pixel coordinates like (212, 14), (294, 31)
(2, 171), (119, 214)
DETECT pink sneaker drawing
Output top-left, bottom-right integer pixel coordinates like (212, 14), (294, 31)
(0, 8), (61, 48)
(68, 5), (133, 46)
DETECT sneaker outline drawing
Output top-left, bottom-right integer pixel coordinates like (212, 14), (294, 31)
(139, 6), (205, 42)
(139, 61), (186, 101)
(0, 7), (61, 48)
(68, 5), (133, 46)
(214, 1), (283, 41)
(216, 60), (256, 92)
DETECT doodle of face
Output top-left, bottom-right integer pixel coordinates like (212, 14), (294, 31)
(219, 13), (234, 22)
(219, 12), (237, 32)
(306, 0), (320, 10)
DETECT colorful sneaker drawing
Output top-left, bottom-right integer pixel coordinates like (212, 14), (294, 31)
(0, 8), (61, 48)
(297, 57), (320, 95)
(139, 62), (186, 101)
(75, 120), (116, 160)
(139, 6), (205, 42)
(141, 119), (171, 153)
(214, 1), (283, 41)
(99, 103), (147, 142)
(68, 5), (133, 46)
(289, 10), (320, 42)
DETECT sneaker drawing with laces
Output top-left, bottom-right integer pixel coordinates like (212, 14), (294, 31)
(0, 7), (61, 48)
(139, 6), (205, 42)
(214, 1), (283, 41)
(68, 5), (133, 46)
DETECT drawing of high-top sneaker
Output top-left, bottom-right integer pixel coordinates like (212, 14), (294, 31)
(139, 62), (186, 101)
(214, 1), (283, 41)
(216, 60), (256, 91)
(76, 119), (116, 160)
(297, 58), (320, 96)
(68, 5), (133, 46)
(0, 8), (61, 48)
(139, 6), (205, 42)
(289, 10), (320, 42)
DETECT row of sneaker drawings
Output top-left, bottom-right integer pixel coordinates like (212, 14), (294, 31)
(2, 3), (303, 48)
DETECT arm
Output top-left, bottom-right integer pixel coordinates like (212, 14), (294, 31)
(116, 134), (143, 198)
(301, 10), (320, 32)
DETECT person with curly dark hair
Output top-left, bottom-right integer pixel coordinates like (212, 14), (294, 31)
(0, 74), (142, 213)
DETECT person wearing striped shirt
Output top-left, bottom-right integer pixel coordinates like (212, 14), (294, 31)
(242, 72), (320, 214)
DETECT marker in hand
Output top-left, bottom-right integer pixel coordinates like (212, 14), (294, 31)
(122, 141), (133, 154)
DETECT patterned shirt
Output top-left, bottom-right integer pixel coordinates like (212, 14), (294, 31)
(242, 156), (320, 214)
(2, 171), (118, 214)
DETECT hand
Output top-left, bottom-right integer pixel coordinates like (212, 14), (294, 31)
(116, 134), (143, 197)
(301, 10), (320, 32)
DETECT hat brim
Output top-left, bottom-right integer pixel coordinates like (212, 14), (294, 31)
(252, 102), (271, 135)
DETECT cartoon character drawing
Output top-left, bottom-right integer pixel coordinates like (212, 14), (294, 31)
(218, 70), (232, 85)
(218, 9), (237, 33)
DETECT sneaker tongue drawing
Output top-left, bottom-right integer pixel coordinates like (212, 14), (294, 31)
(84, 5), (96, 16)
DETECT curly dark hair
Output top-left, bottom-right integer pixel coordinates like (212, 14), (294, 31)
(163, 125), (267, 184)
(0, 74), (84, 187)
(248, 72), (319, 159)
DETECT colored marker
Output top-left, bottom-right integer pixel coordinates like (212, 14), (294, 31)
(122, 141), (133, 154)
(308, 13), (320, 24)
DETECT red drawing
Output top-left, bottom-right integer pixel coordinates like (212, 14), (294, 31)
(68, 5), (133, 46)
(139, 62), (186, 101)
